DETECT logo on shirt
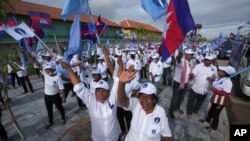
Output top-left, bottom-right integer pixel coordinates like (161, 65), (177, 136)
(152, 129), (156, 135)
(108, 102), (114, 109)
(99, 81), (103, 85)
(53, 81), (56, 84)
(142, 83), (148, 88)
(154, 117), (160, 123)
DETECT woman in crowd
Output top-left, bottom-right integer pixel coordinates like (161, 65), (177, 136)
(199, 66), (236, 132)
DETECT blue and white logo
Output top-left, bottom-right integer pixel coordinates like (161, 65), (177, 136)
(152, 129), (156, 135)
(153, 0), (167, 8)
(99, 81), (103, 85)
(143, 83), (148, 88)
(154, 117), (160, 123)
(14, 28), (26, 36)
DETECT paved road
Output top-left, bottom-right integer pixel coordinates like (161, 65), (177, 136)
(1, 75), (228, 141)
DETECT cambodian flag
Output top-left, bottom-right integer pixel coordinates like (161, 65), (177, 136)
(159, 0), (195, 60)
(28, 11), (53, 28)
(0, 17), (17, 35)
(80, 15), (108, 43)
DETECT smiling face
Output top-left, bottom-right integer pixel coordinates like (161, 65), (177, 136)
(138, 93), (156, 114)
(95, 88), (110, 103)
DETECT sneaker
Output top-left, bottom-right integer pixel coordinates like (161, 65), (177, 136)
(204, 127), (216, 133)
(176, 109), (184, 114)
(45, 122), (53, 129)
(199, 119), (210, 126)
(61, 119), (67, 125)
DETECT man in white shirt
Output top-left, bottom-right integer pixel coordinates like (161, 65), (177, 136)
(126, 51), (141, 81)
(149, 53), (163, 89)
(162, 56), (172, 86)
(42, 63), (66, 129)
(118, 68), (172, 141)
(97, 56), (108, 81)
(139, 49), (148, 79)
(169, 49), (194, 119)
(186, 55), (217, 118)
(59, 61), (121, 141)
(17, 64), (34, 94)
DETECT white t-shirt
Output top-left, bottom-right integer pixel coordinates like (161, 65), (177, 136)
(126, 59), (141, 81)
(44, 74), (64, 95)
(124, 98), (172, 141)
(163, 57), (172, 68)
(149, 61), (163, 82)
(191, 63), (217, 94)
(212, 77), (232, 93)
(97, 62), (108, 79)
(173, 58), (192, 83)
(73, 77), (120, 141)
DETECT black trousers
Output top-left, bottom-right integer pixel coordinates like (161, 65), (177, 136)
(186, 89), (207, 115)
(44, 94), (65, 123)
(140, 67), (147, 79)
(35, 68), (40, 77)
(116, 107), (132, 133)
(10, 73), (20, 88)
(205, 104), (224, 129)
(169, 81), (187, 113)
(0, 108), (7, 140)
(162, 67), (172, 86)
(64, 82), (84, 107)
(19, 76), (33, 92)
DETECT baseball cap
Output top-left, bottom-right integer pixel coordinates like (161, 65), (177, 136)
(204, 54), (214, 60)
(92, 67), (101, 74)
(185, 49), (195, 55)
(43, 63), (55, 70)
(95, 80), (109, 90)
(218, 66), (236, 75)
(137, 82), (157, 95)
(152, 53), (160, 59)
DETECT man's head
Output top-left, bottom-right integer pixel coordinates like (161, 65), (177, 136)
(184, 49), (195, 61)
(95, 80), (110, 103)
(43, 63), (55, 76)
(92, 67), (102, 82)
(137, 82), (158, 114)
(203, 55), (214, 66)
(152, 53), (160, 63)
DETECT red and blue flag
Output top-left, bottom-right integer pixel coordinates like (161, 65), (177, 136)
(28, 11), (53, 28)
(159, 0), (195, 60)
(81, 15), (108, 43)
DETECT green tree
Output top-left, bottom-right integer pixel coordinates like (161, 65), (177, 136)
(0, 0), (14, 22)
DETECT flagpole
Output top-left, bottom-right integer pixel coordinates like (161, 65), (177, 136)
(88, 6), (100, 44)
(99, 23), (107, 37)
(33, 32), (54, 56)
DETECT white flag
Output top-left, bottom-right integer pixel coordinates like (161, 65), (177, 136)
(4, 22), (35, 41)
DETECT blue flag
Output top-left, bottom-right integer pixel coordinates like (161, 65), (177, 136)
(141, 0), (168, 21)
(211, 33), (224, 49)
(64, 15), (82, 62)
(61, 0), (90, 20)
(36, 40), (43, 51)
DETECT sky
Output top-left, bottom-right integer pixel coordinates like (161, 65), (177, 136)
(21, 0), (250, 39)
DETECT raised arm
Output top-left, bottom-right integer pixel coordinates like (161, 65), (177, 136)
(101, 44), (115, 75)
(118, 66), (137, 108)
(59, 60), (80, 85)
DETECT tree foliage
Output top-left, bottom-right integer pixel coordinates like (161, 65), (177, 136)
(0, 0), (15, 22)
